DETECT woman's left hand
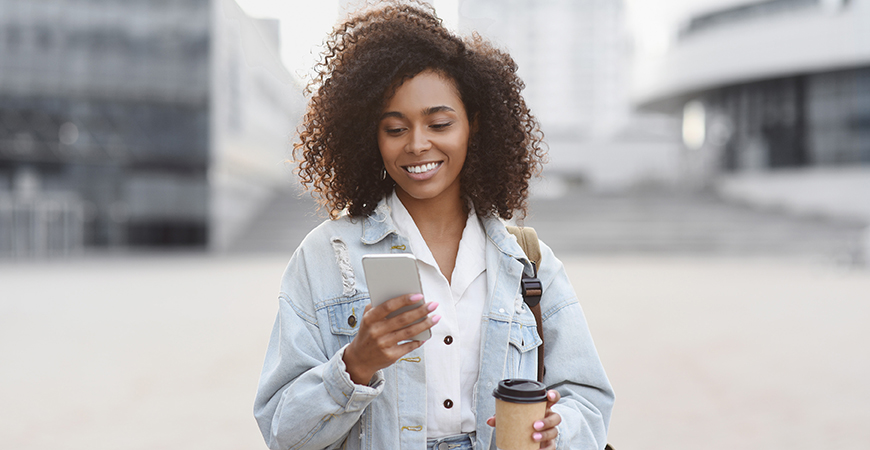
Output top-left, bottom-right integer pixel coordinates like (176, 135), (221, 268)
(486, 389), (562, 449)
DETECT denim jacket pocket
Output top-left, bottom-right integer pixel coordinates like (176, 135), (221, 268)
(508, 321), (543, 352)
(507, 314), (543, 379)
(326, 296), (368, 341)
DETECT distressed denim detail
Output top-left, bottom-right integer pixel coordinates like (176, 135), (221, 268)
(331, 237), (356, 296)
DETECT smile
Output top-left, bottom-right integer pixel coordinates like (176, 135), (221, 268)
(403, 162), (442, 174)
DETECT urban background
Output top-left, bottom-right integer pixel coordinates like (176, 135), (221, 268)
(1, 0), (869, 449)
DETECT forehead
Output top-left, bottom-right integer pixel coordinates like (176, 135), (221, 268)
(382, 70), (465, 112)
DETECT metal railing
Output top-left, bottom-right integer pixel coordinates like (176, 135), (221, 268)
(0, 191), (85, 258)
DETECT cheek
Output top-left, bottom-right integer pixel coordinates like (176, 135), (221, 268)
(452, 138), (469, 165)
(377, 135), (391, 159)
(377, 139), (402, 169)
(377, 134), (386, 156)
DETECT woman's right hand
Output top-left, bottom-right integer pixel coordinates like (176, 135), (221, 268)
(342, 294), (440, 385)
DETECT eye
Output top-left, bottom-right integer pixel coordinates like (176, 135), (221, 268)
(384, 126), (406, 135)
(430, 121), (453, 130)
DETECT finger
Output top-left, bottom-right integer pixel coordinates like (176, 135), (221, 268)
(538, 440), (556, 450)
(486, 416), (496, 427)
(535, 410), (562, 430)
(389, 313), (441, 343)
(391, 336), (426, 359)
(385, 300), (437, 330)
(532, 410), (561, 446)
(371, 293), (425, 320)
(532, 426), (558, 444)
(383, 293), (424, 314)
(361, 300), (430, 342)
(545, 389), (560, 409)
(363, 294), (423, 325)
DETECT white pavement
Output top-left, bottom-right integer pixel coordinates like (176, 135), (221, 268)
(1, 253), (868, 450)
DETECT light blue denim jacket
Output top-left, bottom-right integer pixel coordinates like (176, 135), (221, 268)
(254, 198), (614, 450)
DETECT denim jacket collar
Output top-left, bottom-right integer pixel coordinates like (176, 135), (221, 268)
(360, 199), (397, 245)
(359, 197), (535, 277)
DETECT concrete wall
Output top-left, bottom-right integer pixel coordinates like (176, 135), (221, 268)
(208, 0), (305, 251)
(635, 0), (870, 110)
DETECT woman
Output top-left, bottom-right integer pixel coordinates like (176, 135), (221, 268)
(254, 2), (614, 449)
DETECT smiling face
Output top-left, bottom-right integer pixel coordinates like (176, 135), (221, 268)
(378, 70), (470, 207)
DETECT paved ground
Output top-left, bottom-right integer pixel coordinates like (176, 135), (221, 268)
(2, 252), (868, 450)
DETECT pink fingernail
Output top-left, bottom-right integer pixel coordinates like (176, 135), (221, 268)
(410, 294), (424, 301)
(427, 302), (439, 312)
(533, 432), (542, 441)
(534, 421), (544, 430)
(549, 391), (556, 400)
(431, 315), (441, 324)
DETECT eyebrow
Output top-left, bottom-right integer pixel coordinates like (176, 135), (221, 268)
(423, 105), (455, 115)
(379, 105), (456, 120)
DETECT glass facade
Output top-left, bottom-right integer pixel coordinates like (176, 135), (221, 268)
(706, 67), (870, 172)
(807, 68), (870, 165)
(0, 0), (210, 251)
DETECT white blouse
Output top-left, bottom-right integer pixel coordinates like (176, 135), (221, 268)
(387, 192), (487, 438)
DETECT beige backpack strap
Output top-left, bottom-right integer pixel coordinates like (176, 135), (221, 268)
(507, 226), (541, 275)
(506, 225), (545, 382)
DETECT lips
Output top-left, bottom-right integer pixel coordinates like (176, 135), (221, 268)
(404, 162), (441, 174)
(401, 161), (443, 180)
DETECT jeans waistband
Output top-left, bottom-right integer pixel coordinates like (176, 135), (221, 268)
(426, 432), (476, 450)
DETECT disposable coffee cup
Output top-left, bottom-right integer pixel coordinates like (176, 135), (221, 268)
(492, 378), (548, 450)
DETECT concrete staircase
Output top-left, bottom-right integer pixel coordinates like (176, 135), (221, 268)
(525, 185), (866, 259)
(227, 187), (326, 255)
(229, 184), (868, 260)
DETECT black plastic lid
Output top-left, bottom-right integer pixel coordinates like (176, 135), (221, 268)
(492, 379), (547, 404)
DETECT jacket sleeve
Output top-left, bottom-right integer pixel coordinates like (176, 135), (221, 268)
(253, 242), (384, 450)
(537, 240), (615, 450)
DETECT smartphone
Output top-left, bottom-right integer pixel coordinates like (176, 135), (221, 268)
(361, 254), (432, 341)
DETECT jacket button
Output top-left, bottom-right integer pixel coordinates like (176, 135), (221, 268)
(347, 315), (357, 327)
(443, 335), (453, 345)
(443, 399), (453, 409)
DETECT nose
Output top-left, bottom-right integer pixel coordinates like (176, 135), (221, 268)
(406, 126), (431, 155)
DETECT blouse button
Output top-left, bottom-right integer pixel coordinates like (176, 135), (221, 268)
(444, 335), (453, 345)
(443, 399), (453, 409)
(347, 315), (357, 327)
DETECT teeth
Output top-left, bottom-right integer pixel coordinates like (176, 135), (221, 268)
(407, 162), (438, 174)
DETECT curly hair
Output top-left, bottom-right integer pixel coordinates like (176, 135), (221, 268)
(295, 0), (546, 219)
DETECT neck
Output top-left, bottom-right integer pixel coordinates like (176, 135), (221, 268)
(395, 187), (467, 236)
(394, 186), (468, 283)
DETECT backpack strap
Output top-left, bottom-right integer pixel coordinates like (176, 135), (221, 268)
(506, 225), (545, 382)
(507, 226), (542, 276)
(507, 226), (615, 450)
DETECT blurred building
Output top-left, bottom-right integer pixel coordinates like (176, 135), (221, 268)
(0, 0), (303, 257)
(458, 0), (683, 191)
(634, 0), (870, 222)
